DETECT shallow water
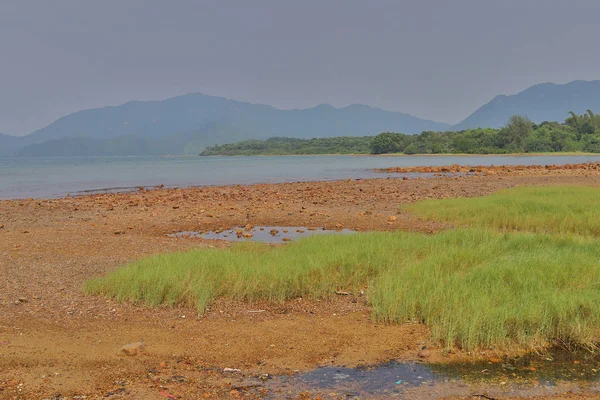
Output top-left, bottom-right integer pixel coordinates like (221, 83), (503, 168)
(2, 154), (600, 199)
(169, 226), (355, 243)
(259, 350), (600, 398)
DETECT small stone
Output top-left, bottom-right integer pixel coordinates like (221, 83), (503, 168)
(417, 350), (431, 358)
(17, 297), (28, 303)
(259, 373), (271, 381)
(119, 341), (144, 356)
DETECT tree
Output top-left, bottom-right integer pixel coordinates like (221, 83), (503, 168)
(370, 132), (403, 154)
(501, 115), (532, 152)
(566, 111), (580, 129)
(404, 143), (419, 154)
(565, 110), (599, 137)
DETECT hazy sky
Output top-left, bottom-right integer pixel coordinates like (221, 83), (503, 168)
(2, 0), (600, 135)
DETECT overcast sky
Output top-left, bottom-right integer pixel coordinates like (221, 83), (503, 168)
(2, 0), (600, 135)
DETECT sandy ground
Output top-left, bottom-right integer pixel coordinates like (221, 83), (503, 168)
(3, 166), (600, 399)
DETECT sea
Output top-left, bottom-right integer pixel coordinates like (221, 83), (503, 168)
(1, 154), (600, 200)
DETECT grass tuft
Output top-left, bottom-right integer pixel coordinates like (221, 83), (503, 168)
(406, 185), (600, 236)
(86, 226), (600, 351)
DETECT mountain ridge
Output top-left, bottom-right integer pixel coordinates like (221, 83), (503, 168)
(1, 93), (450, 156)
(4, 80), (600, 156)
(453, 80), (600, 130)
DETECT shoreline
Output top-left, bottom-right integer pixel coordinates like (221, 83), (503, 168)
(5, 157), (600, 201)
(200, 151), (600, 157)
(3, 171), (600, 398)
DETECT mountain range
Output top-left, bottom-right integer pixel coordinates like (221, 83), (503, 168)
(2, 80), (600, 156)
(0, 95), (449, 157)
(454, 80), (600, 130)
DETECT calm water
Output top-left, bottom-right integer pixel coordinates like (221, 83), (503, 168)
(259, 349), (600, 398)
(1, 154), (600, 200)
(169, 226), (355, 243)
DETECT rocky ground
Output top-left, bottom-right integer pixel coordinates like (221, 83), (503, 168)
(2, 164), (600, 399)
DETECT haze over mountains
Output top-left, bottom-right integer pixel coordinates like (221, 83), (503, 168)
(455, 80), (600, 131)
(2, 80), (600, 157)
(0, 95), (449, 157)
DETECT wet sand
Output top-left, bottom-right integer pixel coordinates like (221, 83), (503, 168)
(2, 164), (600, 399)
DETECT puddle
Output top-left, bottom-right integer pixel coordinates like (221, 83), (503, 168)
(256, 350), (600, 398)
(169, 226), (355, 243)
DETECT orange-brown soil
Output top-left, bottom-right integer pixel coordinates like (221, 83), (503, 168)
(2, 166), (600, 399)
(376, 161), (600, 175)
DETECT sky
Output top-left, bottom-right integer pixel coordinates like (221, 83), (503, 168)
(1, 0), (600, 135)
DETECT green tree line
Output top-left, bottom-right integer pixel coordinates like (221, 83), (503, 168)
(371, 111), (600, 154)
(200, 136), (372, 156)
(200, 111), (600, 156)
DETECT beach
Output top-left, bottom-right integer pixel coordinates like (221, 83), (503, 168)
(3, 165), (600, 399)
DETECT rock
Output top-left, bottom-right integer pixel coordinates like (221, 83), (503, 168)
(417, 349), (431, 358)
(119, 341), (145, 356)
(259, 373), (271, 381)
(17, 297), (28, 303)
(159, 391), (177, 399)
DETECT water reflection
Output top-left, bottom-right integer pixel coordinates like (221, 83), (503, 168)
(169, 225), (355, 243)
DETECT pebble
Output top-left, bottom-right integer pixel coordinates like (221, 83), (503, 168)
(118, 341), (145, 356)
(417, 349), (431, 358)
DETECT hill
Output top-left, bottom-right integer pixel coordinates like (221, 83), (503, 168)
(7, 80), (600, 157)
(454, 80), (600, 130)
(5, 94), (450, 156)
(0, 133), (24, 156)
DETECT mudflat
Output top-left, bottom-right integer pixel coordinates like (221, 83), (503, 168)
(3, 165), (600, 399)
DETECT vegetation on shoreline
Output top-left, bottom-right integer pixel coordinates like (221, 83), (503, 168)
(86, 185), (600, 351)
(199, 136), (372, 156)
(201, 111), (600, 156)
(407, 186), (600, 236)
(85, 227), (600, 351)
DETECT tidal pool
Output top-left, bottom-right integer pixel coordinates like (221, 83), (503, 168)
(169, 226), (355, 243)
(233, 349), (600, 399)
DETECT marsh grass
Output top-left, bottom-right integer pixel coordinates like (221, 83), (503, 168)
(85, 228), (600, 351)
(406, 185), (600, 236)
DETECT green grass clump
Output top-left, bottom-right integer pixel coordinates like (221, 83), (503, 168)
(85, 228), (600, 351)
(406, 185), (600, 236)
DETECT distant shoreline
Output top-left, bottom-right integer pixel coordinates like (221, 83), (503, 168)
(200, 151), (600, 158)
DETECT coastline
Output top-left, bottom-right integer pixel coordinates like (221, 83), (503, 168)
(199, 151), (600, 157)
(6, 154), (600, 201)
(360, 151), (600, 157)
(3, 167), (600, 398)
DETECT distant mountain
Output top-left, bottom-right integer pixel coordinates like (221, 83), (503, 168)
(7, 80), (600, 157)
(6, 93), (450, 156)
(454, 80), (600, 130)
(0, 133), (23, 156)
